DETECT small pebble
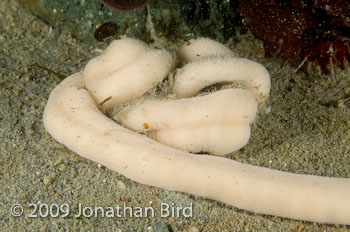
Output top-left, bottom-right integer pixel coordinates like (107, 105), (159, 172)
(344, 87), (350, 98)
(337, 100), (346, 108)
(154, 221), (169, 232)
(58, 164), (67, 172)
(43, 176), (52, 185)
(117, 180), (126, 190)
(189, 226), (199, 232)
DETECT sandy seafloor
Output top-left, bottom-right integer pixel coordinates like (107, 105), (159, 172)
(1, 0), (350, 231)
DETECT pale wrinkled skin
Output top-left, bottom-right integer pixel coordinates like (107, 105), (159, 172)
(43, 37), (350, 225)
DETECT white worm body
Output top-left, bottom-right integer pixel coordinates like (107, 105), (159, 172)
(43, 37), (350, 225)
(115, 89), (257, 155)
(173, 56), (271, 102)
(177, 37), (235, 63)
(83, 38), (173, 111)
(43, 73), (350, 225)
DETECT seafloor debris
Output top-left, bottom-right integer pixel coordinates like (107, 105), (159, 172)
(99, 0), (150, 12)
(94, 21), (118, 41)
(239, 0), (350, 72)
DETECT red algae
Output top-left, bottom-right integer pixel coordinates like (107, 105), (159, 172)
(239, 0), (350, 72)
